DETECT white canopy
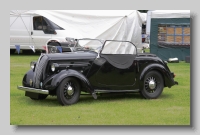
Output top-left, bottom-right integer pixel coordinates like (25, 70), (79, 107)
(10, 10), (146, 51)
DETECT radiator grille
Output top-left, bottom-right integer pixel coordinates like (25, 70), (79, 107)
(33, 54), (48, 88)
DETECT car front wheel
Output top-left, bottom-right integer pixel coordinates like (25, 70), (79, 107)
(56, 77), (80, 105)
(140, 71), (164, 99)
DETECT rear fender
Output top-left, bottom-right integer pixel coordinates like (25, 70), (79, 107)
(139, 64), (172, 90)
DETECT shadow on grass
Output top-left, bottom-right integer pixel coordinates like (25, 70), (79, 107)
(159, 93), (173, 99)
(79, 92), (143, 104)
(20, 91), (173, 107)
(20, 92), (143, 107)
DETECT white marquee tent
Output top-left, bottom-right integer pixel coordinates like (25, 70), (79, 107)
(10, 10), (146, 53)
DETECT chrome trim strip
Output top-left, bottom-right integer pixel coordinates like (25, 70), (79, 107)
(17, 86), (49, 95)
(58, 63), (90, 67)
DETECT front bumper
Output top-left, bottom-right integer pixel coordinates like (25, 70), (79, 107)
(17, 86), (49, 95)
(174, 81), (178, 85)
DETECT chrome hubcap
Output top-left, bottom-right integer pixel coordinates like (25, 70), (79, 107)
(149, 80), (156, 90)
(67, 85), (74, 96)
(64, 82), (75, 98)
(145, 76), (157, 93)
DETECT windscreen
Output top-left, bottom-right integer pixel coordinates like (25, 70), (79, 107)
(101, 41), (137, 54)
(75, 39), (104, 53)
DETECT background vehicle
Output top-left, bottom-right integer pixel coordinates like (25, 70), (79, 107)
(17, 39), (178, 106)
(10, 10), (146, 54)
(10, 12), (74, 53)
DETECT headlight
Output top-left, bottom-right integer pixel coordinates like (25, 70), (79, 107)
(51, 63), (59, 72)
(30, 61), (36, 70)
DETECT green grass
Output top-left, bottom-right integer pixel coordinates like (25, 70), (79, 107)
(10, 54), (190, 125)
(144, 48), (150, 53)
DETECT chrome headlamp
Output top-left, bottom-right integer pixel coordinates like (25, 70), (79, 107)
(51, 63), (59, 72)
(30, 61), (36, 70)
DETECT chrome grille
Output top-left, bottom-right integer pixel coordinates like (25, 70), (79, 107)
(33, 54), (48, 88)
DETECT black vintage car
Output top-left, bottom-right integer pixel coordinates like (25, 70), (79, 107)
(17, 39), (178, 105)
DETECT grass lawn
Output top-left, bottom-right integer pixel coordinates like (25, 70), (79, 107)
(10, 54), (190, 125)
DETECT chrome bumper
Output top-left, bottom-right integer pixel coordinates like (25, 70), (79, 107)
(174, 81), (178, 85)
(17, 86), (49, 95)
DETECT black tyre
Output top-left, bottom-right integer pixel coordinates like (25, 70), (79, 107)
(30, 94), (48, 100)
(48, 42), (60, 53)
(57, 77), (80, 105)
(140, 71), (164, 99)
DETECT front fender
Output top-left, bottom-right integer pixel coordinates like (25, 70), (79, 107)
(22, 69), (34, 87)
(49, 69), (94, 94)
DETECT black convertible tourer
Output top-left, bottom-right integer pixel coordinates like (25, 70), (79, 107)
(17, 38), (178, 105)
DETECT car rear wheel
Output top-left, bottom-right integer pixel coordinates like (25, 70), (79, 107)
(140, 71), (164, 99)
(56, 77), (80, 105)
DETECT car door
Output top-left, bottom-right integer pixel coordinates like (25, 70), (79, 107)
(31, 16), (53, 50)
(95, 40), (137, 86)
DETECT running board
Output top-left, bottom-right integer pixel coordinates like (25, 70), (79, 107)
(81, 89), (140, 100)
(94, 89), (139, 93)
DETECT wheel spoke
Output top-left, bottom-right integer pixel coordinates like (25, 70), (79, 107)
(63, 81), (75, 99)
(144, 76), (157, 93)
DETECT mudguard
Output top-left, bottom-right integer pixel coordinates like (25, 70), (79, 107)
(50, 69), (96, 97)
(22, 69), (34, 87)
(139, 63), (174, 89)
